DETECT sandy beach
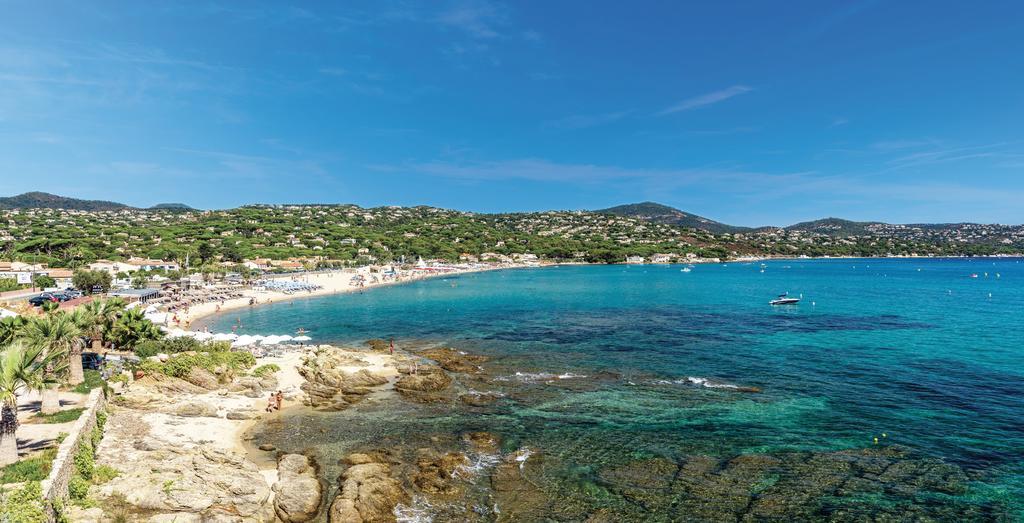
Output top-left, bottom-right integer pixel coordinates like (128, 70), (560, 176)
(177, 265), (525, 330)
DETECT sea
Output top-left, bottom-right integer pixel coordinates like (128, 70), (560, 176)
(204, 258), (1024, 521)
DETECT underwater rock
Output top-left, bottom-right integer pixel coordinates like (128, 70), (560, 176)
(595, 446), (991, 521)
(413, 449), (470, 496)
(462, 431), (501, 454)
(490, 449), (551, 522)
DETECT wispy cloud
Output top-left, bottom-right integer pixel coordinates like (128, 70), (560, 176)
(436, 0), (506, 38)
(543, 111), (630, 130)
(318, 66), (347, 76)
(828, 117), (849, 128)
(658, 85), (752, 115)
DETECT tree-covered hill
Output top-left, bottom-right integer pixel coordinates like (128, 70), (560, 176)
(596, 202), (750, 234)
(0, 192), (130, 211)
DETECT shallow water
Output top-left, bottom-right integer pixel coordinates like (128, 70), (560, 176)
(208, 259), (1024, 520)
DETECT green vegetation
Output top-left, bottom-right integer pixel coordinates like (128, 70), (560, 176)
(72, 269), (112, 295)
(32, 407), (85, 424)
(0, 481), (48, 522)
(2, 203), (1020, 270)
(134, 337), (227, 358)
(0, 447), (56, 483)
(32, 274), (56, 289)
(66, 408), (112, 507)
(251, 364), (280, 377)
(72, 370), (105, 394)
(156, 351), (255, 378)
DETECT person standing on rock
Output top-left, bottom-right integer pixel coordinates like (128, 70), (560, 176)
(275, 391), (283, 410)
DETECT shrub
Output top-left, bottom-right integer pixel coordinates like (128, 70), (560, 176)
(68, 474), (90, 502)
(0, 481), (48, 522)
(161, 351), (255, 378)
(134, 340), (163, 358)
(92, 465), (119, 484)
(73, 440), (95, 480)
(251, 364), (280, 378)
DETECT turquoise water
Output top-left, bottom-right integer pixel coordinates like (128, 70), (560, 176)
(207, 259), (1024, 519)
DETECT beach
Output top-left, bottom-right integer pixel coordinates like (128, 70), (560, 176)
(180, 263), (529, 329)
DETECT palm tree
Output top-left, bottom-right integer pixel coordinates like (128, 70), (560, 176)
(24, 313), (82, 411)
(109, 308), (162, 350)
(0, 316), (28, 346)
(0, 342), (67, 466)
(75, 298), (125, 352)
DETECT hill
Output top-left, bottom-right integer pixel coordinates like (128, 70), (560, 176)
(783, 218), (880, 236)
(0, 192), (130, 211)
(596, 202), (749, 233)
(149, 203), (197, 211)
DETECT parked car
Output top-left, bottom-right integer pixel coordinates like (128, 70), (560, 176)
(81, 352), (104, 371)
(28, 293), (60, 306)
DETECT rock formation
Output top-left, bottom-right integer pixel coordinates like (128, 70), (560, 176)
(274, 454), (323, 522)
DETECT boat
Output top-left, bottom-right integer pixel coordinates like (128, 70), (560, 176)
(769, 293), (800, 305)
(680, 267), (692, 273)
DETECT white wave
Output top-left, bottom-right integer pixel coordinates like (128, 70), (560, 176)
(654, 376), (741, 389)
(394, 496), (436, 523)
(514, 447), (533, 470)
(494, 371), (588, 382)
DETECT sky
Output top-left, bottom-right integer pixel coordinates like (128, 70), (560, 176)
(1, 1), (1023, 226)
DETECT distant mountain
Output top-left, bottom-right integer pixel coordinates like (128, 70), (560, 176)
(596, 202), (750, 233)
(0, 192), (130, 211)
(149, 203), (196, 211)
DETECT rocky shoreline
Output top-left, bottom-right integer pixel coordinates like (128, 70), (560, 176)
(73, 343), (1010, 522)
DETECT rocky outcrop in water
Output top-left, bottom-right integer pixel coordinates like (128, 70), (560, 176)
(299, 351), (390, 410)
(330, 452), (409, 523)
(394, 366), (453, 403)
(419, 347), (487, 374)
(274, 454), (323, 522)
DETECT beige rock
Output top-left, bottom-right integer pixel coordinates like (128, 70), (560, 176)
(274, 454), (323, 522)
(174, 400), (218, 417)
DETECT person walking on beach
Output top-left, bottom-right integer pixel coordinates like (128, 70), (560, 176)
(265, 392), (276, 413)
(389, 338), (394, 355)
(274, 391), (283, 410)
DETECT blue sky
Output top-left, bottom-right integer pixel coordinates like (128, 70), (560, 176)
(1, 1), (1022, 226)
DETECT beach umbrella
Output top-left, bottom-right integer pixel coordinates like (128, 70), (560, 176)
(211, 332), (236, 341)
(260, 337), (281, 346)
(165, 328), (188, 338)
(293, 335), (312, 342)
(276, 335), (294, 341)
(234, 335), (257, 346)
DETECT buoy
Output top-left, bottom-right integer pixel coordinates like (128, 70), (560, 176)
(873, 437), (879, 444)
(882, 433), (887, 438)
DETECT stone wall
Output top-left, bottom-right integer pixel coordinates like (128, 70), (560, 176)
(40, 388), (106, 521)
